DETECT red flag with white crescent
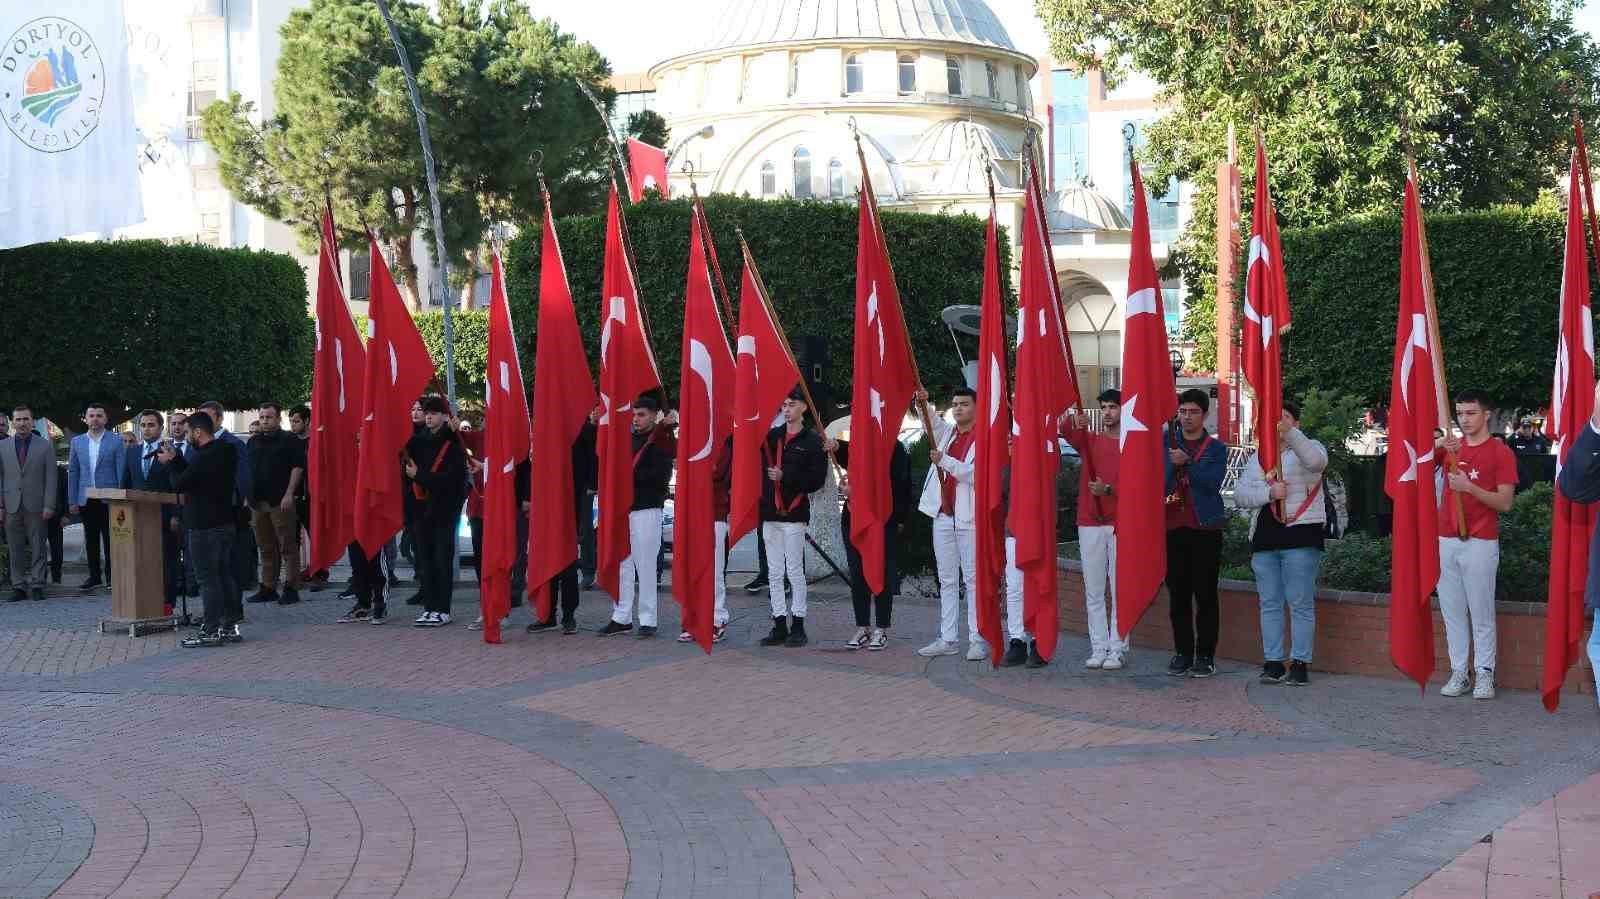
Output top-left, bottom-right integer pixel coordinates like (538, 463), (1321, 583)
(729, 253), (803, 546)
(479, 254), (530, 644)
(1113, 160), (1178, 642)
(595, 183), (663, 601)
(1385, 173), (1442, 690)
(308, 205), (367, 573)
(628, 139), (670, 202)
(672, 204), (736, 652)
(1242, 135), (1290, 467)
(353, 234), (434, 559)
(1542, 146), (1596, 711)
(973, 203), (1009, 666)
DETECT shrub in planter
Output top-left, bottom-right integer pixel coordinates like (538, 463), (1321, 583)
(1496, 481), (1552, 602)
(1318, 532), (1393, 593)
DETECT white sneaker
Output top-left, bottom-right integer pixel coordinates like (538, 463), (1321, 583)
(1440, 670), (1470, 697)
(1085, 648), (1107, 669)
(436, 613), (451, 626)
(966, 640), (990, 661)
(1473, 668), (1495, 700)
(467, 615), (484, 631)
(413, 611), (437, 628)
(1101, 651), (1124, 671)
(918, 639), (958, 657)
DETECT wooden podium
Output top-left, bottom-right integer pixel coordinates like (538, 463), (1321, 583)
(88, 488), (180, 636)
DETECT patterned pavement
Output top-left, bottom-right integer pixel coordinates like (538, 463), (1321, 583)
(0, 567), (1597, 899)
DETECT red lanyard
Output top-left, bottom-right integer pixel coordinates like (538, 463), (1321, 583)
(764, 432), (806, 513)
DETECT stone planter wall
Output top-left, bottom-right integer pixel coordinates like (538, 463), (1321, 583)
(1057, 559), (1596, 695)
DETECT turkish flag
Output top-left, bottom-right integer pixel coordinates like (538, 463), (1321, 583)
(729, 249), (802, 546)
(1543, 146), (1596, 711)
(673, 204), (737, 652)
(1011, 160), (1079, 662)
(1114, 160), (1178, 642)
(596, 183), (663, 600)
(307, 206), (367, 573)
(628, 139), (670, 202)
(478, 253), (530, 644)
(528, 198), (596, 624)
(1242, 135), (1290, 468)
(973, 204), (1009, 666)
(353, 233), (434, 559)
(1385, 173), (1442, 689)
(847, 175), (918, 595)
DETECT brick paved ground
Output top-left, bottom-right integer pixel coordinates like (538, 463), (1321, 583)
(0, 566), (1597, 898)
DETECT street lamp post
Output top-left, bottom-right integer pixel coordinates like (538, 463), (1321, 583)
(665, 125), (715, 177)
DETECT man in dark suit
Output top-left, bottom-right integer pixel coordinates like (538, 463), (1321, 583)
(122, 409), (181, 610)
(197, 400), (255, 599)
(1, 405), (58, 601)
(1553, 382), (1600, 706)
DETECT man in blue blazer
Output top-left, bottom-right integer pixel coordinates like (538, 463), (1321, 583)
(1553, 384), (1600, 706)
(122, 409), (181, 607)
(1162, 388), (1230, 679)
(67, 403), (124, 591)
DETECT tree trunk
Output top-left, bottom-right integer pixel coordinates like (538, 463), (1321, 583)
(459, 246), (480, 310)
(394, 234), (423, 311)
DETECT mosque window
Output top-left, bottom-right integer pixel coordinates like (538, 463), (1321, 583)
(845, 54), (863, 94)
(828, 158), (844, 198)
(898, 53), (916, 93)
(760, 161), (775, 196)
(793, 147), (813, 198)
(946, 56), (963, 95)
(985, 61), (998, 99)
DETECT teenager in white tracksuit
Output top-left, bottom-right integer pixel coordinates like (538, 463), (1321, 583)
(916, 388), (986, 660)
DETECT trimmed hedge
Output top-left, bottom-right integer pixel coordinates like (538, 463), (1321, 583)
(504, 195), (1013, 406)
(1279, 205), (1595, 410)
(0, 240), (313, 426)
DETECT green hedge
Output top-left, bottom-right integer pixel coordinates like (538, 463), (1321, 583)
(1279, 205), (1595, 410)
(504, 195), (1013, 404)
(0, 240), (313, 426)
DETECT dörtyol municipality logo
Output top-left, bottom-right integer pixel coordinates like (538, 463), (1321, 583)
(2, 16), (107, 153)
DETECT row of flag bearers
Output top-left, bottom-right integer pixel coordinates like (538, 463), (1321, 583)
(298, 122), (1600, 711)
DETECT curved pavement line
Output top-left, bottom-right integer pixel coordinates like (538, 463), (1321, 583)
(0, 782), (96, 899)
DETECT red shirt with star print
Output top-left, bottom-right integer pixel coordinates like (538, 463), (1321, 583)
(1436, 436), (1517, 540)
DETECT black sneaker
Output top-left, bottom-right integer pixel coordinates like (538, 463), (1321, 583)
(526, 618), (559, 633)
(561, 619), (578, 635)
(784, 617), (808, 647)
(1260, 661), (1287, 684)
(597, 620), (633, 637)
(758, 616), (788, 646)
(743, 575), (768, 595)
(1001, 639), (1028, 667)
(1189, 656), (1217, 678)
(221, 623), (243, 644)
(1167, 654), (1193, 677)
(337, 605), (372, 623)
(1287, 660), (1310, 686)
(369, 604), (388, 625)
(336, 587), (359, 601)
(1026, 642), (1049, 668)
(636, 625), (657, 639)
(277, 587), (302, 605)
(182, 630), (223, 648)
(247, 588), (278, 604)
(404, 591), (424, 606)
(78, 577), (102, 593)
(31, 587), (45, 602)
(8, 589), (25, 602)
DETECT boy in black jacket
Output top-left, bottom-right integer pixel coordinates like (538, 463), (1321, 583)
(404, 396), (468, 627)
(758, 387), (828, 647)
(159, 411), (241, 647)
(600, 394), (676, 638)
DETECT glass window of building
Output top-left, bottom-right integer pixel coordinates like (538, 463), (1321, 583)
(348, 247), (372, 301)
(1050, 69), (1089, 187)
(985, 61), (998, 99)
(760, 161), (775, 196)
(789, 53), (800, 96)
(845, 53), (863, 94)
(898, 53), (916, 93)
(793, 148), (812, 198)
(828, 158), (844, 197)
(946, 56), (962, 95)
(1120, 120), (1182, 242)
(1015, 68), (1030, 111)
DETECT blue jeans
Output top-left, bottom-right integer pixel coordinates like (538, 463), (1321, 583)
(1253, 547), (1322, 662)
(1588, 619), (1600, 707)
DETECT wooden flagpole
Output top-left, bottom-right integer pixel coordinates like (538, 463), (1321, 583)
(1407, 157), (1467, 540)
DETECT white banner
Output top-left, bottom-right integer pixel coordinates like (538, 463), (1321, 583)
(0, 2), (145, 248)
(118, 0), (197, 240)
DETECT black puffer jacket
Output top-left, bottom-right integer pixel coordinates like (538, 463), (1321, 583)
(630, 424), (675, 511)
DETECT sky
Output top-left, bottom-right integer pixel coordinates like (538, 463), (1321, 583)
(528, 0), (1054, 74)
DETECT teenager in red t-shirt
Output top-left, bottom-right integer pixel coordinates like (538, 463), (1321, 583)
(1434, 389), (1517, 700)
(1058, 388), (1124, 670)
